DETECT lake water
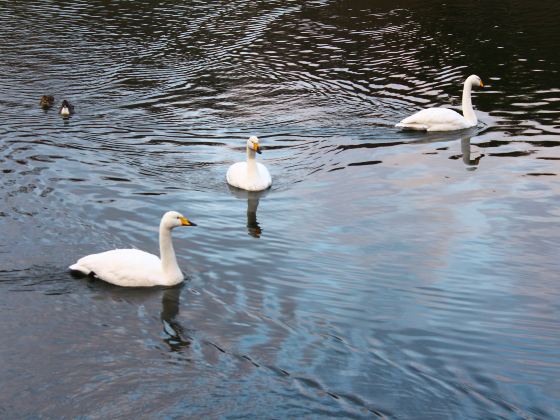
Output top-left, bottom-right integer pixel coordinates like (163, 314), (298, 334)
(1, 1), (559, 418)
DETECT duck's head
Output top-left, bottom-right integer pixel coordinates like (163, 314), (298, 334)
(40, 95), (54, 109)
(247, 136), (262, 154)
(161, 211), (197, 230)
(467, 74), (484, 88)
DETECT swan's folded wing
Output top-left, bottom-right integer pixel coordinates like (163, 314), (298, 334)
(226, 162), (246, 188)
(256, 162), (272, 189)
(398, 107), (463, 125)
(73, 249), (163, 287)
(226, 161), (271, 191)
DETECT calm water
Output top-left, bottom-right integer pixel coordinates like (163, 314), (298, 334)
(1, 1), (559, 418)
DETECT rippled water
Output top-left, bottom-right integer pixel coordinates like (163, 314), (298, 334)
(1, 1), (559, 418)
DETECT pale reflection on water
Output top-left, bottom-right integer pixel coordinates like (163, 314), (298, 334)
(160, 286), (191, 352)
(460, 136), (484, 168)
(228, 184), (269, 238)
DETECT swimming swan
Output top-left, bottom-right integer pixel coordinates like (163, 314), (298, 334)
(69, 211), (196, 287)
(226, 136), (272, 191)
(396, 75), (484, 132)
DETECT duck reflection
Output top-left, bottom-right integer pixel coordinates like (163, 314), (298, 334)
(160, 285), (190, 351)
(228, 185), (269, 238)
(461, 136), (484, 169)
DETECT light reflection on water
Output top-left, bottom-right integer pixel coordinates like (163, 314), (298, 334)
(0, 0), (559, 418)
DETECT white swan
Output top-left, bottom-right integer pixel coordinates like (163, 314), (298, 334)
(396, 75), (484, 132)
(226, 136), (272, 191)
(69, 211), (196, 287)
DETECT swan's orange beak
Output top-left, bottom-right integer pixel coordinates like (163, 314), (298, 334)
(479, 80), (484, 88)
(180, 216), (196, 226)
(254, 143), (262, 154)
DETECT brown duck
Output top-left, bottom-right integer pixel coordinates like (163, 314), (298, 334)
(40, 95), (55, 109)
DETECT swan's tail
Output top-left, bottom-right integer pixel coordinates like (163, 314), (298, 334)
(69, 263), (91, 275)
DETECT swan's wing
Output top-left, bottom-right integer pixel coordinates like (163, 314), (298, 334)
(70, 249), (163, 287)
(256, 162), (272, 189)
(226, 162), (247, 189)
(226, 161), (271, 191)
(398, 107), (464, 125)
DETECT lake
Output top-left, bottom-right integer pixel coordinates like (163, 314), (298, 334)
(1, 0), (559, 418)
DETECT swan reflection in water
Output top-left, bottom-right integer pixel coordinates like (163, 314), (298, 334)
(78, 279), (191, 352)
(161, 285), (191, 351)
(461, 136), (484, 170)
(446, 133), (484, 170)
(228, 185), (269, 238)
(402, 128), (484, 170)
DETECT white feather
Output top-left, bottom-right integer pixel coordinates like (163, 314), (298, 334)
(396, 107), (470, 131)
(69, 249), (166, 287)
(69, 211), (194, 287)
(226, 136), (272, 191)
(396, 75), (483, 132)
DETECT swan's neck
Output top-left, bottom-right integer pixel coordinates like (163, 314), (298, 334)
(246, 148), (257, 177)
(461, 81), (477, 125)
(159, 225), (182, 284)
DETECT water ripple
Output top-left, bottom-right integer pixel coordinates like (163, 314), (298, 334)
(1, 0), (559, 418)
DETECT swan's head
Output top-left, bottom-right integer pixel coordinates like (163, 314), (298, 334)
(161, 211), (197, 229)
(467, 74), (484, 88)
(247, 136), (262, 154)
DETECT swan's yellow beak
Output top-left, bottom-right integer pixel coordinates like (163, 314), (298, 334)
(479, 80), (484, 88)
(180, 216), (196, 226)
(253, 143), (262, 154)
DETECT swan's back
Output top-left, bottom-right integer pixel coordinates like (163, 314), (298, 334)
(227, 162), (272, 191)
(396, 107), (470, 131)
(70, 249), (166, 287)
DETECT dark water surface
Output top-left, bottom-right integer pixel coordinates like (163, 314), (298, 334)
(1, 0), (559, 418)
